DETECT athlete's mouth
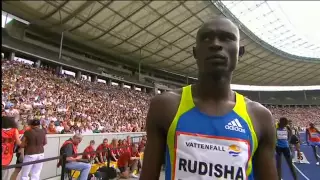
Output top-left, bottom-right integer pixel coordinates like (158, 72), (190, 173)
(206, 54), (227, 65)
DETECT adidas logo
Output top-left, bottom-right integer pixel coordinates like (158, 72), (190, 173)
(225, 119), (246, 133)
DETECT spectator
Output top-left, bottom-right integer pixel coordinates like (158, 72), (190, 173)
(20, 119), (47, 180)
(11, 123), (30, 180)
(82, 140), (96, 163)
(109, 138), (119, 161)
(138, 138), (147, 153)
(96, 138), (109, 164)
(58, 134), (91, 180)
(93, 126), (101, 133)
(47, 121), (57, 134)
(117, 143), (140, 179)
(2, 116), (22, 179)
(61, 125), (73, 134)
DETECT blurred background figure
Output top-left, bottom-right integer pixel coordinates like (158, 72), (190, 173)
(2, 116), (22, 179)
(58, 134), (91, 180)
(10, 122), (30, 180)
(20, 119), (47, 180)
(82, 140), (96, 163)
(96, 138), (109, 164)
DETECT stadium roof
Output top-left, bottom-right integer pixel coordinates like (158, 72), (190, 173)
(2, 0), (320, 86)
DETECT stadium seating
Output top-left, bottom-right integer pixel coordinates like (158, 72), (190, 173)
(2, 59), (319, 134)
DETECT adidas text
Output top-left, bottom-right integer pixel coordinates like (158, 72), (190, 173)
(225, 125), (246, 133)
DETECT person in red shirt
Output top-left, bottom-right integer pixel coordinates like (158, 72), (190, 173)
(122, 139), (130, 152)
(126, 136), (132, 146)
(117, 143), (140, 179)
(18, 124), (30, 134)
(2, 116), (22, 179)
(117, 139), (123, 154)
(96, 138), (109, 164)
(138, 139), (147, 153)
(109, 138), (119, 162)
(82, 140), (96, 163)
(11, 123), (29, 180)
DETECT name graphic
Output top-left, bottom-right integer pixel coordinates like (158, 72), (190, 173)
(185, 142), (226, 152)
(178, 158), (244, 179)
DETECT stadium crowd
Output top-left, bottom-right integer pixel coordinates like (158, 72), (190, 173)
(2, 59), (320, 135)
(270, 106), (320, 127)
(2, 59), (151, 134)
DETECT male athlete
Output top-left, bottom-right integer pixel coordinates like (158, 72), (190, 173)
(275, 117), (297, 180)
(140, 17), (277, 180)
(306, 123), (320, 165)
(288, 120), (302, 162)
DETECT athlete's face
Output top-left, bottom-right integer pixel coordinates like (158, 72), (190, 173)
(194, 18), (240, 79)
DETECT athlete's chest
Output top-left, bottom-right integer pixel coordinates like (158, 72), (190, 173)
(175, 109), (251, 140)
(171, 110), (252, 180)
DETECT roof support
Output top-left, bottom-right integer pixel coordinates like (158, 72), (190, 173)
(134, 2), (212, 64)
(68, 1), (114, 32)
(49, 1), (94, 28)
(59, 31), (64, 60)
(109, 2), (185, 50)
(39, 0), (69, 20)
(89, 1), (152, 41)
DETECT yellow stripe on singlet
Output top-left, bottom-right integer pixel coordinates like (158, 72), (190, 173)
(167, 85), (195, 180)
(233, 93), (258, 176)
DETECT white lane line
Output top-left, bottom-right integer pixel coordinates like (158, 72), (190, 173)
(293, 163), (310, 180)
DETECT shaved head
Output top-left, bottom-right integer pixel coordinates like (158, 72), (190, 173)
(194, 16), (240, 80)
(196, 17), (240, 42)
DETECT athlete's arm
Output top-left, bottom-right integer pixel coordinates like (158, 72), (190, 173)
(249, 103), (277, 179)
(15, 129), (22, 146)
(287, 126), (293, 140)
(20, 131), (29, 148)
(130, 156), (140, 160)
(295, 127), (300, 140)
(140, 95), (168, 180)
(306, 129), (309, 143)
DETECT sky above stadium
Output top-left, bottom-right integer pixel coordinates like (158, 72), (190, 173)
(220, 1), (320, 59)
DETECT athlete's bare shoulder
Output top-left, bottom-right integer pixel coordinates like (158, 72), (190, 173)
(142, 89), (183, 180)
(244, 98), (274, 139)
(243, 98), (277, 179)
(148, 88), (183, 131)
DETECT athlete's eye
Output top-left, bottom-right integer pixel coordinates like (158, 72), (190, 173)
(200, 35), (210, 42)
(219, 35), (235, 42)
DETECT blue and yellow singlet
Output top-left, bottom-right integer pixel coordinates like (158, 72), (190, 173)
(276, 125), (289, 148)
(165, 85), (258, 180)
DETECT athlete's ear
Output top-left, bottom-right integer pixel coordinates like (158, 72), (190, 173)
(239, 46), (245, 58)
(193, 46), (197, 59)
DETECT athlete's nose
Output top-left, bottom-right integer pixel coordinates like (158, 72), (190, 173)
(208, 38), (223, 51)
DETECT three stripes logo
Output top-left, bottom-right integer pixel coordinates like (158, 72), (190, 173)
(225, 119), (246, 133)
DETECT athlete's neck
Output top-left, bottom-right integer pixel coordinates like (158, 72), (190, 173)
(196, 76), (232, 101)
